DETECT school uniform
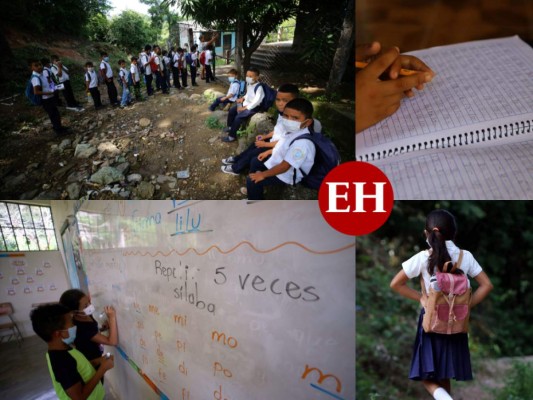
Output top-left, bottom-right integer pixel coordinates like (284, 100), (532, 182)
(130, 63), (142, 100)
(140, 51), (153, 95)
(85, 70), (102, 108)
(402, 240), (482, 381)
(204, 49), (213, 83)
(179, 53), (188, 87)
(32, 71), (63, 133)
(46, 347), (105, 400)
(189, 52), (198, 86)
(100, 59), (119, 105)
(172, 53), (181, 88)
(154, 55), (168, 94)
(118, 67), (131, 107)
(226, 82), (265, 139)
(163, 55), (171, 88)
(246, 126), (316, 199)
(51, 63), (82, 109)
(209, 80), (240, 111)
(43, 65), (62, 106)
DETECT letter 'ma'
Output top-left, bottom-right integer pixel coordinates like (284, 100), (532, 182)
(301, 364), (342, 393)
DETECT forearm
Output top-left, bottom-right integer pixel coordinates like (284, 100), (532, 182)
(471, 284), (493, 308)
(391, 282), (422, 302)
(107, 317), (118, 345)
(262, 161), (290, 179)
(80, 367), (106, 399)
(266, 140), (277, 148)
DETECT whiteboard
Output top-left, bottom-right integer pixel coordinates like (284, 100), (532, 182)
(76, 200), (355, 400)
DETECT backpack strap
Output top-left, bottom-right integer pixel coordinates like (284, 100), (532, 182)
(420, 275), (427, 297)
(443, 250), (464, 273)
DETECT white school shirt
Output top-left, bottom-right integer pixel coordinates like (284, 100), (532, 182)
(141, 52), (152, 75)
(154, 54), (161, 72)
(85, 70), (98, 89)
(265, 127), (316, 185)
(163, 55), (171, 69)
(205, 49), (213, 64)
(42, 67), (53, 84)
(119, 67), (128, 86)
(100, 60), (113, 78)
(31, 72), (54, 99)
(51, 63), (69, 83)
(191, 52), (198, 66)
(130, 64), (140, 83)
(243, 82), (264, 110)
(173, 53), (179, 68)
(402, 240), (483, 294)
(226, 81), (240, 102)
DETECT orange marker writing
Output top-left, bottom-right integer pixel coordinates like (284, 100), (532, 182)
(355, 61), (419, 76)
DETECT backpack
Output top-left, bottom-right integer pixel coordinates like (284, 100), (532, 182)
(199, 51), (206, 65)
(421, 250), (472, 335)
(25, 75), (42, 106)
(234, 80), (246, 98)
(185, 53), (193, 66)
(127, 71), (134, 87)
(290, 129), (341, 189)
(254, 83), (277, 112)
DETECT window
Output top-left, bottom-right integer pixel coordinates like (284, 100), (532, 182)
(0, 202), (58, 251)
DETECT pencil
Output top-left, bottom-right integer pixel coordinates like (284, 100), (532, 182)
(355, 61), (419, 76)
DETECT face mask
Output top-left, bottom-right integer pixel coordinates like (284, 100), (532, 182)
(88, 67), (94, 72)
(245, 77), (255, 85)
(81, 304), (95, 316)
(104, 57), (110, 62)
(281, 118), (303, 133)
(228, 77), (235, 83)
(61, 326), (77, 345)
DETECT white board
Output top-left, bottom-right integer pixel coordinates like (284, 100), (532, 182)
(76, 200), (355, 400)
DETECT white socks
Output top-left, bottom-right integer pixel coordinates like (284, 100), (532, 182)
(433, 387), (453, 400)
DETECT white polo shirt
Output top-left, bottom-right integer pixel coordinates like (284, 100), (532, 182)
(265, 127), (316, 185)
(130, 64), (140, 83)
(243, 82), (264, 110)
(205, 49), (213, 64)
(85, 70), (98, 89)
(31, 72), (54, 99)
(402, 240), (483, 293)
(173, 53), (179, 68)
(226, 81), (240, 102)
(100, 60), (113, 79)
(141, 52), (152, 75)
(51, 64), (69, 83)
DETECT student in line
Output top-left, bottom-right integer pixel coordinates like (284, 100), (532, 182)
(85, 61), (102, 109)
(51, 55), (84, 112)
(356, 42), (435, 133)
(209, 68), (240, 111)
(30, 304), (114, 399)
(390, 209), (493, 400)
(162, 50), (172, 89)
(118, 59), (132, 108)
(140, 45), (154, 96)
(29, 59), (70, 135)
(172, 48), (182, 89)
(41, 57), (62, 107)
(222, 67), (265, 143)
(204, 45), (214, 83)
(246, 98), (316, 199)
(60, 289), (119, 369)
(99, 52), (119, 106)
(154, 45), (169, 94)
(188, 44), (199, 87)
(130, 57), (143, 101)
(178, 48), (188, 88)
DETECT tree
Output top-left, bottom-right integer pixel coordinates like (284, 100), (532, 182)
(141, 0), (182, 46)
(178, 0), (298, 75)
(109, 11), (158, 53)
(86, 13), (111, 42)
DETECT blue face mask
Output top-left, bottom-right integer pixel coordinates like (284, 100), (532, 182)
(104, 57), (110, 62)
(228, 77), (235, 83)
(61, 326), (77, 345)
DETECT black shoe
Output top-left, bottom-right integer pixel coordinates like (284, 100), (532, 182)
(192, 83), (199, 87)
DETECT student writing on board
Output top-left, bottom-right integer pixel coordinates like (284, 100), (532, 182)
(60, 289), (118, 368)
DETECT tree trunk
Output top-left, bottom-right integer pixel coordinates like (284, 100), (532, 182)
(235, 19), (244, 77)
(325, 0), (354, 98)
(292, 0), (321, 50)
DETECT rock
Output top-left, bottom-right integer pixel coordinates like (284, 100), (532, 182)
(250, 112), (274, 135)
(97, 142), (121, 157)
(3, 173), (26, 189)
(74, 144), (97, 159)
(50, 144), (60, 154)
(66, 182), (81, 199)
(20, 189), (39, 200)
(89, 166), (124, 185)
(176, 93), (189, 101)
(208, 136), (218, 144)
(190, 94), (202, 102)
(139, 118), (151, 127)
(115, 162), (130, 175)
(156, 175), (177, 189)
(42, 184), (51, 190)
(211, 110), (227, 125)
(67, 170), (89, 183)
(33, 190), (62, 200)
(133, 181), (155, 199)
(127, 173), (142, 183)
(26, 163), (40, 171)
(59, 139), (72, 151)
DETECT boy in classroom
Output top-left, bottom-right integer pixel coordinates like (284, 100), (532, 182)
(99, 52), (119, 106)
(178, 47), (188, 88)
(246, 98), (316, 199)
(85, 61), (102, 109)
(30, 303), (114, 399)
(204, 45), (214, 83)
(140, 45), (154, 96)
(117, 59), (132, 108)
(130, 56), (143, 101)
(41, 57), (62, 107)
(29, 59), (70, 135)
(221, 67), (264, 143)
(355, 41), (435, 133)
(51, 55), (84, 112)
(221, 83), (321, 175)
(208, 68), (240, 111)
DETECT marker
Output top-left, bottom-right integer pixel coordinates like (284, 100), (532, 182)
(105, 352), (111, 359)
(355, 61), (419, 76)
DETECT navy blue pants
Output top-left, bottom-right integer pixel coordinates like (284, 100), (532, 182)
(189, 66), (197, 85)
(209, 97), (233, 111)
(105, 78), (119, 105)
(181, 69), (188, 87)
(156, 72), (168, 93)
(144, 74), (153, 95)
(227, 104), (258, 138)
(172, 67), (181, 88)
(246, 157), (285, 200)
(41, 97), (62, 132)
(231, 142), (270, 173)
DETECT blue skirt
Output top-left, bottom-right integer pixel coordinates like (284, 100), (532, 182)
(409, 308), (473, 381)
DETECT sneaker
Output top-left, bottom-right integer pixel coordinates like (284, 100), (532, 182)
(222, 136), (236, 143)
(222, 127), (231, 133)
(221, 165), (238, 176)
(66, 106), (79, 111)
(75, 107), (85, 112)
(240, 187), (248, 196)
(192, 83), (199, 87)
(221, 157), (236, 165)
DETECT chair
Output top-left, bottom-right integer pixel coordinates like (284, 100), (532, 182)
(0, 302), (24, 346)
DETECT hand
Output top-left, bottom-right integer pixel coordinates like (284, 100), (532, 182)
(255, 140), (268, 148)
(237, 106), (245, 112)
(249, 171), (265, 183)
(236, 98), (244, 104)
(100, 355), (114, 371)
(104, 305), (116, 319)
(420, 294), (428, 309)
(356, 41), (382, 62)
(388, 52), (435, 97)
(257, 152), (268, 161)
(355, 47), (433, 133)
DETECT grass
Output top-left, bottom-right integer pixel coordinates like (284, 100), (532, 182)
(204, 115), (225, 130)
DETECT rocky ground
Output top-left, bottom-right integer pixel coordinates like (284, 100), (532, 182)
(0, 80), (318, 200)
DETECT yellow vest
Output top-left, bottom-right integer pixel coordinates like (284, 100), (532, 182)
(46, 348), (105, 400)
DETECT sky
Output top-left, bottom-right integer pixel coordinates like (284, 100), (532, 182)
(108, 0), (151, 16)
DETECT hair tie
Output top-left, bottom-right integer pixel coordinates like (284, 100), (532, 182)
(432, 227), (440, 232)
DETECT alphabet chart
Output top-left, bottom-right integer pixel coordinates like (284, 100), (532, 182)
(77, 201), (355, 400)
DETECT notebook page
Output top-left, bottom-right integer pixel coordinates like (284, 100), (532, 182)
(373, 135), (533, 199)
(356, 36), (533, 160)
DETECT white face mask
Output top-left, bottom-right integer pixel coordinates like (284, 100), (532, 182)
(81, 304), (95, 316)
(281, 118), (304, 133)
(245, 77), (255, 84)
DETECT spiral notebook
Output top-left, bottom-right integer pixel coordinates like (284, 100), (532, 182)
(355, 36), (533, 199)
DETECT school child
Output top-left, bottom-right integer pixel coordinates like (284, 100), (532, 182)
(153, 45), (169, 94)
(172, 48), (182, 89)
(99, 52), (119, 106)
(209, 68), (240, 112)
(85, 62), (102, 109)
(178, 48), (188, 88)
(29, 59), (70, 135)
(30, 304), (113, 399)
(199, 32), (218, 79)
(204, 45), (214, 83)
(41, 57), (62, 107)
(222, 67), (265, 143)
(117, 59), (132, 108)
(390, 209), (493, 400)
(59, 289), (118, 368)
(222, 83), (301, 175)
(356, 41), (435, 133)
(130, 57), (143, 101)
(140, 45), (154, 96)
(51, 55), (84, 112)
(246, 98), (316, 199)
(162, 50), (172, 89)
(189, 45), (199, 87)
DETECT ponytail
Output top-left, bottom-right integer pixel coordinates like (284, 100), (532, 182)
(425, 210), (457, 275)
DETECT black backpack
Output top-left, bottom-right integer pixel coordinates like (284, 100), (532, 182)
(254, 83), (277, 112)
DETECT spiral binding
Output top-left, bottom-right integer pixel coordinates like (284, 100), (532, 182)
(357, 119), (532, 162)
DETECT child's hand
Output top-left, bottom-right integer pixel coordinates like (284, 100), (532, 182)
(257, 152), (268, 161)
(356, 41), (381, 62)
(104, 305), (116, 320)
(420, 294), (428, 308)
(356, 47), (433, 133)
(255, 140), (268, 148)
(237, 106), (245, 112)
(100, 355), (114, 371)
(388, 52), (435, 97)
(249, 171), (265, 183)
(236, 98), (244, 104)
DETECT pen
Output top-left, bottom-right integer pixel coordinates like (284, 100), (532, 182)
(355, 61), (419, 76)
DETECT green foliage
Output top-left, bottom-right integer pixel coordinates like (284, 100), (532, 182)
(495, 362), (533, 400)
(109, 11), (158, 53)
(85, 13), (110, 42)
(236, 122), (256, 138)
(204, 115), (225, 130)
